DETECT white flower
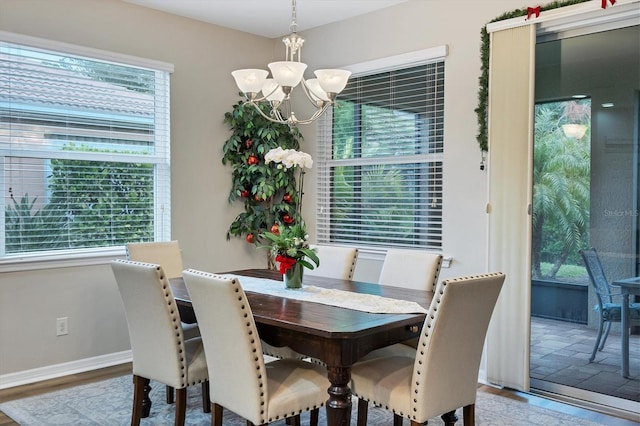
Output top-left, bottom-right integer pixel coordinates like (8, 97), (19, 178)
(265, 147), (313, 170)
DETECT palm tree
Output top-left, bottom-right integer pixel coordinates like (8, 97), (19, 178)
(532, 101), (590, 279)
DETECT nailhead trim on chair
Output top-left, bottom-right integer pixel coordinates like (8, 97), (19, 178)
(347, 248), (359, 280)
(227, 277), (271, 424)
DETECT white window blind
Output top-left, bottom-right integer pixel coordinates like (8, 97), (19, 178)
(317, 60), (444, 250)
(0, 38), (171, 258)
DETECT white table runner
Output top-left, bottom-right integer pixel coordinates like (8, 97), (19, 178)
(224, 274), (428, 314)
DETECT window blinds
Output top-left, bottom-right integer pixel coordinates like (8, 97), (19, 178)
(0, 39), (171, 257)
(316, 61), (444, 250)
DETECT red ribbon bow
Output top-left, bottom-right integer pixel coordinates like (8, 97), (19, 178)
(527, 6), (541, 20)
(276, 254), (296, 274)
(601, 0), (616, 9)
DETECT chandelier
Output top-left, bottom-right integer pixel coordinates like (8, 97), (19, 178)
(231, 0), (351, 126)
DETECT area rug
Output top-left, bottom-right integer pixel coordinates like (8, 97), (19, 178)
(0, 374), (605, 425)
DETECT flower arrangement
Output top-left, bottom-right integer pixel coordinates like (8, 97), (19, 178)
(262, 224), (319, 273)
(261, 147), (319, 276)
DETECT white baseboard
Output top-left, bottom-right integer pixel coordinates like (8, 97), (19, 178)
(0, 350), (132, 390)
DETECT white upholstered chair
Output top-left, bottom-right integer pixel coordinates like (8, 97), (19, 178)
(125, 241), (184, 278)
(126, 241), (200, 404)
(360, 250), (444, 359)
(305, 245), (358, 280)
(110, 260), (210, 426)
(262, 245), (359, 362)
(378, 249), (444, 292)
(182, 269), (330, 426)
(125, 241), (200, 340)
(350, 272), (505, 426)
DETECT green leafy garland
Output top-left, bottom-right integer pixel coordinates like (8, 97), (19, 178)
(475, 0), (593, 152)
(222, 100), (303, 260)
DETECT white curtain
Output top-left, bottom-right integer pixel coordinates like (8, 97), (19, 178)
(485, 24), (536, 391)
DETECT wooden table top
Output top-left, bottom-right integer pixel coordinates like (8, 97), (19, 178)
(171, 268), (431, 338)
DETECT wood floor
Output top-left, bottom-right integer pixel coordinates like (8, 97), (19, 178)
(0, 363), (636, 425)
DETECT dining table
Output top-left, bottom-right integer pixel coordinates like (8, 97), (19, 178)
(170, 268), (432, 426)
(610, 276), (640, 378)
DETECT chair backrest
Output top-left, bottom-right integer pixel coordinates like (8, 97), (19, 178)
(378, 249), (443, 292)
(182, 269), (268, 424)
(110, 260), (188, 388)
(411, 272), (505, 419)
(126, 241), (184, 279)
(305, 245), (358, 280)
(580, 248), (613, 303)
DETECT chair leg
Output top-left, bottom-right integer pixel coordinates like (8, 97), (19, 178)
(212, 403), (223, 426)
(131, 375), (146, 426)
(166, 385), (175, 404)
(441, 410), (458, 426)
(590, 318), (605, 361)
(393, 414), (404, 426)
(310, 408), (319, 426)
(201, 381), (211, 413)
(463, 404), (475, 426)
(357, 399), (368, 426)
(599, 321), (612, 351)
(288, 415), (301, 426)
(174, 388), (187, 426)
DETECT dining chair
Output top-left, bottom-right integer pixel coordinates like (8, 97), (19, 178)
(305, 245), (358, 280)
(359, 250), (444, 359)
(378, 249), (444, 292)
(110, 260), (210, 426)
(350, 272), (505, 426)
(126, 240), (200, 404)
(580, 248), (640, 362)
(182, 269), (330, 426)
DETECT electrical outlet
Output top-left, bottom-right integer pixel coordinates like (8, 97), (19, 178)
(56, 317), (68, 336)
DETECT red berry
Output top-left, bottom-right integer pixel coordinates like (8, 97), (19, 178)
(283, 193), (292, 203)
(240, 189), (250, 198)
(270, 224), (280, 235)
(246, 233), (254, 243)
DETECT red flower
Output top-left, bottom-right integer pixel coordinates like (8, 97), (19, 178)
(275, 254), (296, 274)
(282, 214), (294, 224)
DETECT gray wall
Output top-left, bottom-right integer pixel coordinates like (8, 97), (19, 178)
(0, 0), (527, 379)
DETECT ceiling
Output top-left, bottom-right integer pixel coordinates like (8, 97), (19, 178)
(123, 0), (408, 38)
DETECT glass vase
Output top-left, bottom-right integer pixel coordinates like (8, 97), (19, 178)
(284, 261), (304, 289)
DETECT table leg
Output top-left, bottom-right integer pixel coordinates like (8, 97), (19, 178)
(326, 366), (352, 426)
(621, 291), (629, 378)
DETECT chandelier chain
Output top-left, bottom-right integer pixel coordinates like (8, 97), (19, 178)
(290, 0), (298, 33)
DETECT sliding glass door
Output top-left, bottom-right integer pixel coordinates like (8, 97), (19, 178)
(530, 25), (639, 413)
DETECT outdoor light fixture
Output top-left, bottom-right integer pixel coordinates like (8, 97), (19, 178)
(231, 0), (351, 126)
(562, 124), (588, 139)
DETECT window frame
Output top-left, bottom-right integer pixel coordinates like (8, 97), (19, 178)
(316, 46), (447, 253)
(0, 31), (173, 271)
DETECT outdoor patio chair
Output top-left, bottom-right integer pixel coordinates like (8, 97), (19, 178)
(580, 248), (640, 362)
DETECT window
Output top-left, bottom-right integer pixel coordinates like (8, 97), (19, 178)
(0, 35), (172, 259)
(316, 49), (445, 250)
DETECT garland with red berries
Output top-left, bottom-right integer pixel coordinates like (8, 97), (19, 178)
(476, 0), (595, 154)
(222, 99), (303, 267)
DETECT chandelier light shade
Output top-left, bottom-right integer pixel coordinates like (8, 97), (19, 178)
(231, 0), (351, 126)
(562, 123), (588, 139)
